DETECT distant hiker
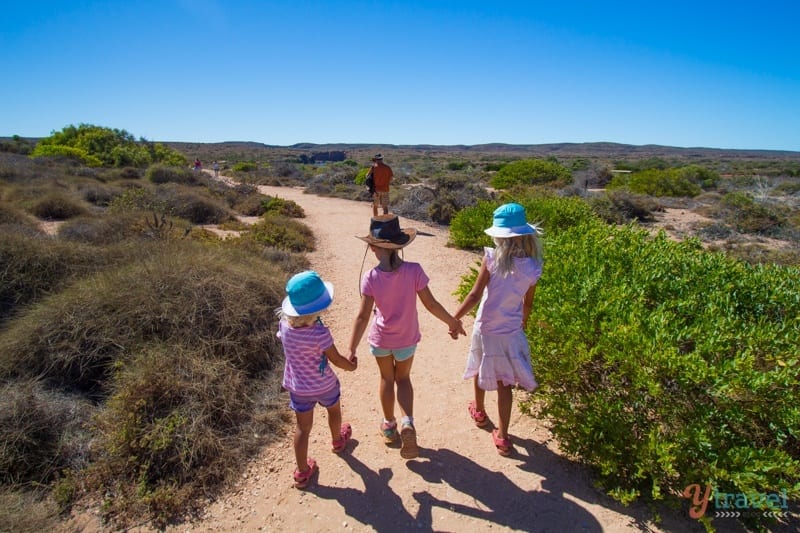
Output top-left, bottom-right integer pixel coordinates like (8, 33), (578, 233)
(277, 271), (358, 489)
(369, 153), (393, 217)
(451, 203), (543, 457)
(193, 158), (202, 171)
(212, 160), (220, 177)
(348, 215), (465, 459)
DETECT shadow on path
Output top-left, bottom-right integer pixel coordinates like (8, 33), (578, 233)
(309, 440), (430, 531)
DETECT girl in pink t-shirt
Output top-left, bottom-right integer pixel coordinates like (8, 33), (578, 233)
(278, 271), (357, 488)
(452, 203), (543, 457)
(349, 215), (465, 459)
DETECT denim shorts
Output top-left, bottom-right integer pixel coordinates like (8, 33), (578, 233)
(289, 384), (341, 413)
(370, 344), (417, 362)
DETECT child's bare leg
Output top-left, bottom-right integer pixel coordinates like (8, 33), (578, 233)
(293, 409), (314, 472)
(473, 376), (487, 413)
(325, 401), (343, 441)
(393, 356), (415, 419)
(375, 356), (397, 421)
(496, 382), (513, 440)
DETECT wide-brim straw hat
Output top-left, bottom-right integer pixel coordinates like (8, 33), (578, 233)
(484, 203), (539, 238)
(356, 214), (417, 249)
(281, 270), (334, 317)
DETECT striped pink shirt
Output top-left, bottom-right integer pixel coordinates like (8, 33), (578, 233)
(278, 319), (338, 395)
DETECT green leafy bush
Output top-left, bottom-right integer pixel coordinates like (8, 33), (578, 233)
(262, 196), (305, 218)
(30, 144), (103, 167)
(232, 161), (257, 172)
(489, 159), (572, 189)
(32, 124), (185, 168)
(514, 223), (799, 526)
(610, 168), (702, 197)
(244, 214), (314, 252)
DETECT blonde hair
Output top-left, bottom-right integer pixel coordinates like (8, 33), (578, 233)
(492, 231), (543, 278)
(275, 308), (322, 328)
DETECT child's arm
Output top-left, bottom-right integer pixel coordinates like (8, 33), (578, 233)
(521, 284), (537, 330)
(452, 257), (490, 320)
(417, 287), (466, 338)
(324, 344), (357, 371)
(348, 294), (374, 358)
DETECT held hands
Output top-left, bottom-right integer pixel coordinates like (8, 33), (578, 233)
(347, 350), (358, 371)
(448, 318), (466, 340)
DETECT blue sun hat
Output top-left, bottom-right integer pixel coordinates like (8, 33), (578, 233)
(484, 203), (539, 238)
(282, 271), (334, 317)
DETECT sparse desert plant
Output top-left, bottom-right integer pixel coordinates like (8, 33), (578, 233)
(720, 191), (785, 235)
(609, 168), (702, 197)
(156, 185), (233, 224)
(29, 193), (89, 220)
(0, 380), (93, 485)
(232, 161), (257, 172)
(589, 190), (661, 224)
(146, 164), (198, 185)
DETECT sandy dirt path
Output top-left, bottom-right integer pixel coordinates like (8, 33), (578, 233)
(153, 185), (708, 533)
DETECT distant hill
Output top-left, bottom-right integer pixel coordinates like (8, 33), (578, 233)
(163, 140), (800, 163)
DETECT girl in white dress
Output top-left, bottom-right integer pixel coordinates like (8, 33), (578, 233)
(453, 203), (543, 456)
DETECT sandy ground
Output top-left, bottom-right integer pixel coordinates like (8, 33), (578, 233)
(61, 184), (744, 533)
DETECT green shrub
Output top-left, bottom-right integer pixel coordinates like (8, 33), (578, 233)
(262, 196), (305, 218)
(512, 223), (800, 527)
(489, 159), (572, 189)
(610, 168), (702, 197)
(32, 124), (185, 168)
(30, 144), (103, 167)
(243, 214), (314, 252)
(232, 161), (257, 172)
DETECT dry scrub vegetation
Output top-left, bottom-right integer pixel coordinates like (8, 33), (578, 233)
(1, 135), (799, 531)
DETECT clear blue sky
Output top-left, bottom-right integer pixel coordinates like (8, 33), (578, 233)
(2, 1), (799, 151)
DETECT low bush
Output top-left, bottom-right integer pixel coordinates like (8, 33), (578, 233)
(589, 190), (661, 224)
(88, 344), (283, 528)
(29, 193), (89, 220)
(489, 159), (572, 189)
(719, 192), (785, 235)
(0, 380), (93, 485)
(610, 168), (702, 197)
(146, 164), (198, 186)
(262, 195), (305, 218)
(243, 214), (315, 252)
(156, 185), (233, 224)
(0, 241), (286, 394)
(232, 161), (257, 172)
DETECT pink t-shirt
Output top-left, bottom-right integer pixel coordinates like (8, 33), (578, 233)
(361, 261), (429, 349)
(278, 319), (338, 396)
(475, 247), (543, 336)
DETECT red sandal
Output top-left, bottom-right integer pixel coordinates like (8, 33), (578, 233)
(293, 458), (318, 489)
(332, 423), (352, 453)
(468, 401), (489, 427)
(492, 429), (512, 456)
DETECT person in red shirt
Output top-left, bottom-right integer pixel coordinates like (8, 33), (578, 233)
(369, 153), (393, 216)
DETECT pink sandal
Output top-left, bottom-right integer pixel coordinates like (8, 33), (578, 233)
(492, 429), (512, 456)
(332, 423), (352, 453)
(468, 401), (488, 427)
(293, 458), (318, 489)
